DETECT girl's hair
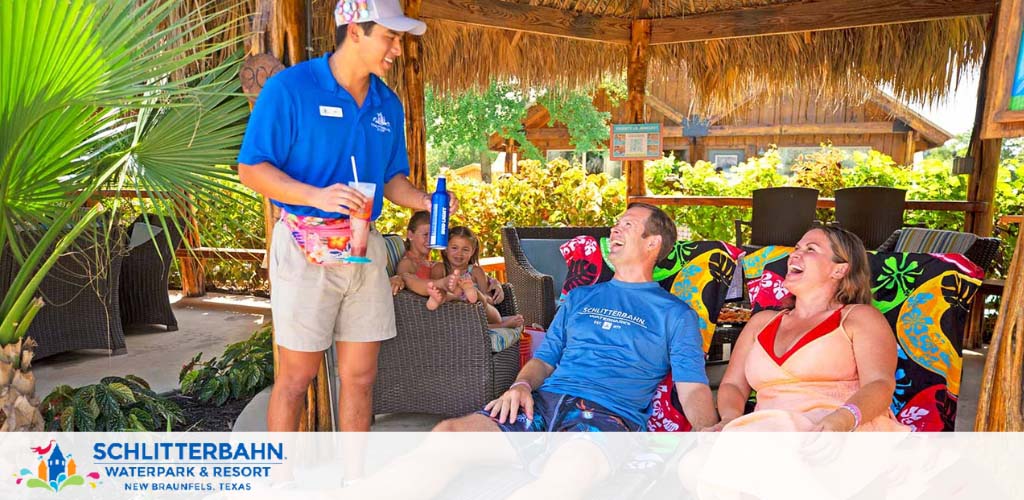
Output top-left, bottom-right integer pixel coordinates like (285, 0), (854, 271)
(404, 211), (431, 251)
(442, 226), (480, 274)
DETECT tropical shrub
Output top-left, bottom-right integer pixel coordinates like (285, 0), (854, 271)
(41, 375), (183, 432)
(178, 324), (273, 407)
(0, 0), (247, 431)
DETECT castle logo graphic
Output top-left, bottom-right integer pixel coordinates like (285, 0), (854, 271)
(15, 439), (101, 493)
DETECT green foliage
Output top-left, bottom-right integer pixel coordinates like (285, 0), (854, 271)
(375, 159), (625, 258)
(425, 80), (618, 171)
(790, 143), (847, 198)
(0, 0), (248, 345)
(426, 81), (535, 170)
(41, 375), (182, 432)
(538, 88), (611, 153)
(178, 324), (274, 407)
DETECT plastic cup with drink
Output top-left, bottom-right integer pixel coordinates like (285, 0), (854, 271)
(345, 157), (374, 264)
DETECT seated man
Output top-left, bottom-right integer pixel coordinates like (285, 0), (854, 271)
(435, 202), (717, 433)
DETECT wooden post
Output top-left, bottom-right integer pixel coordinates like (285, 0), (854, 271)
(624, 19), (651, 198)
(504, 139), (516, 175)
(964, 12), (1002, 237)
(975, 229), (1024, 431)
(403, 0), (427, 190)
(965, 138), (1001, 237)
(270, 0), (306, 66)
(177, 196), (206, 297)
(903, 131), (916, 166)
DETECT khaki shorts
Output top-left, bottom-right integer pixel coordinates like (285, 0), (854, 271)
(269, 221), (396, 352)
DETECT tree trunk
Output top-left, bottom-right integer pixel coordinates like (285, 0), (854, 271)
(0, 338), (44, 432)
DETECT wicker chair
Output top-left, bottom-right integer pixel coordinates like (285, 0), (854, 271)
(501, 226), (610, 329)
(734, 187), (819, 251)
(0, 228), (128, 360)
(372, 284), (520, 417)
(834, 186), (907, 250)
(118, 214), (184, 331)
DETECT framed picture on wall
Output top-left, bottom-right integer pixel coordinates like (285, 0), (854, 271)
(709, 149), (745, 171)
(981, 0), (1024, 139)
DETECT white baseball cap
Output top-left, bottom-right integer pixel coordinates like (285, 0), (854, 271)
(335, 0), (427, 36)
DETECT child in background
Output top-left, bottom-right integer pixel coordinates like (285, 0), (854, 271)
(427, 226), (524, 329)
(392, 211), (439, 295)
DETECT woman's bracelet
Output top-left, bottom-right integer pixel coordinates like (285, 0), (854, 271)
(838, 403), (862, 431)
(509, 380), (532, 393)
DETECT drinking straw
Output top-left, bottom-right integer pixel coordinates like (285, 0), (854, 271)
(350, 156), (359, 184)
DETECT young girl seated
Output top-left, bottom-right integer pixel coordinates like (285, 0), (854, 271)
(393, 211), (438, 289)
(400, 222), (522, 330)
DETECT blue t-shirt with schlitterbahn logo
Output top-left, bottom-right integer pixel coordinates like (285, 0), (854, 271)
(533, 279), (707, 427)
(237, 53), (410, 219)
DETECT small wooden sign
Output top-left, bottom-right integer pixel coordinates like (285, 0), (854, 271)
(981, 0), (1024, 139)
(610, 123), (662, 161)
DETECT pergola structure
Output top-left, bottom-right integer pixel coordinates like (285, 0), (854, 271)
(244, 0), (1022, 430)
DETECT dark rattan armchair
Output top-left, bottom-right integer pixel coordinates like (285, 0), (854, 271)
(501, 226), (610, 329)
(835, 186), (907, 250)
(0, 228), (128, 360)
(118, 214), (184, 331)
(734, 187), (819, 251)
(372, 284), (521, 417)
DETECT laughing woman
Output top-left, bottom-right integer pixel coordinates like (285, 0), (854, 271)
(711, 225), (908, 432)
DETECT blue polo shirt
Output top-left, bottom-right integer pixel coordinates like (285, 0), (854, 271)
(533, 279), (707, 427)
(237, 53), (410, 219)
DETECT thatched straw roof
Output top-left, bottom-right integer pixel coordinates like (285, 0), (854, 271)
(192, 1), (988, 117)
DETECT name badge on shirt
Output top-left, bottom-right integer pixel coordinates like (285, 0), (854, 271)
(319, 106), (343, 118)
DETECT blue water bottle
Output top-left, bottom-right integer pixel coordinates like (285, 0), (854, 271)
(428, 176), (450, 249)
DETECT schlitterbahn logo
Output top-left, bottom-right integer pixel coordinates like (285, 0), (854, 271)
(14, 439), (101, 492)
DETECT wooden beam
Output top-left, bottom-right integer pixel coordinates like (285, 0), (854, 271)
(629, 195), (987, 214)
(661, 121), (900, 137)
(625, 19), (651, 197)
(644, 94), (684, 124)
(420, 0), (631, 44)
(903, 131), (916, 165)
(650, 0), (997, 45)
(403, 0), (428, 190)
(175, 247), (266, 261)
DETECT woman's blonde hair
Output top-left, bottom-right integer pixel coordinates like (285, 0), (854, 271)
(814, 224), (873, 305)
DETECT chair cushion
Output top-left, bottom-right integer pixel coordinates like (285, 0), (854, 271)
(521, 238), (574, 298)
(895, 227), (977, 255)
(382, 234), (406, 277)
(487, 327), (522, 353)
(742, 246), (795, 312)
(128, 222), (163, 249)
(741, 248), (983, 431)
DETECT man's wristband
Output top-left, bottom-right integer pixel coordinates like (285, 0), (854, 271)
(509, 381), (532, 393)
(838, 403), (862, 431)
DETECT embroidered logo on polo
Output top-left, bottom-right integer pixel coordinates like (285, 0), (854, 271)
(335, 0), (376, 25)
(371, 112), (391, 133)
